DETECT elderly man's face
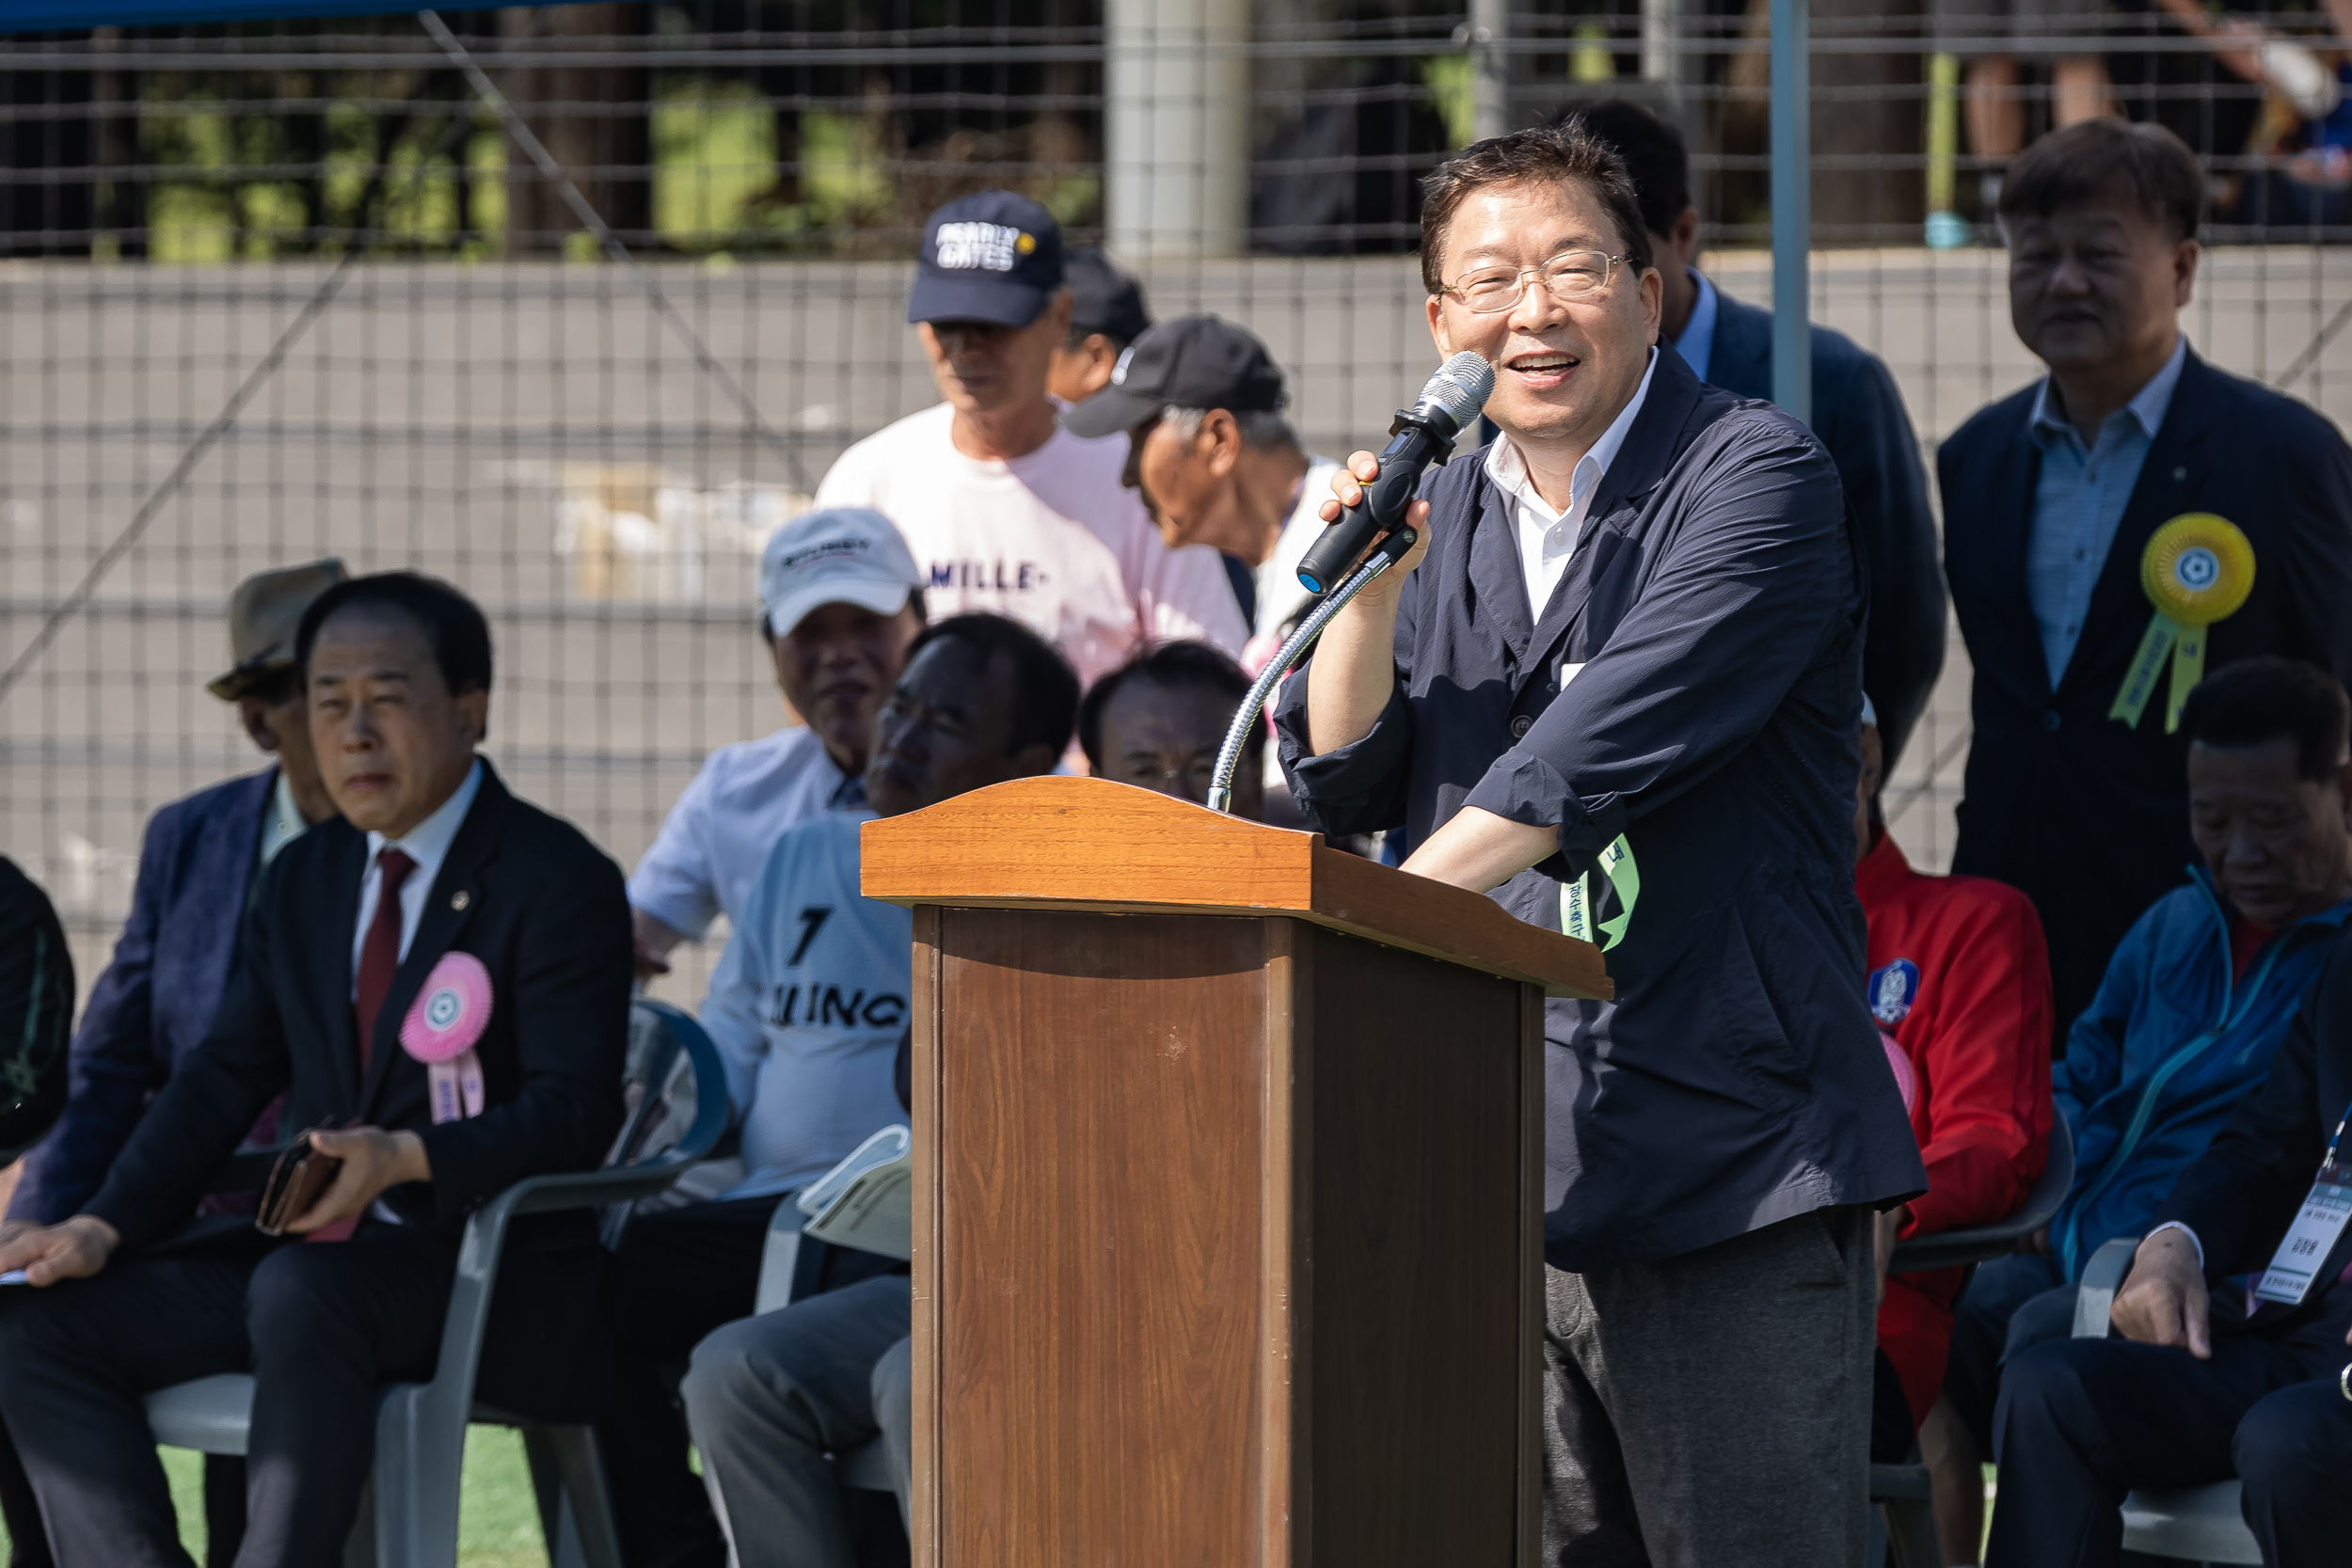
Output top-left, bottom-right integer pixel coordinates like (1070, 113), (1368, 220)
(1098, 674), (1262, 819)
(917, 292), (1073, 418)
(866, 638), (1057, 819)
(1124, 413), (1233, 553)
(308, 607), (485, 838)
(1424, 178), (1661, 450)
(2006, 198), (2195, 379)
(771, 600), (923, 775)
(2187, 736), (2352, 928)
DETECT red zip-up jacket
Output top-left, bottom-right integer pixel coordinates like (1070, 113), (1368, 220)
(1859, 825), (2055, 1427)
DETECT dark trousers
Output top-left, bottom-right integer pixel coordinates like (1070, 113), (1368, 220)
(599, 1196), (903, 1568)
(0, 1428), (244, 1567)
(1543, 1206), (1878, 1568)
(0, 1224), (453, 1568)
(1987, 1281), (2352, 1568)
(1944, 1251), (2079, 1449)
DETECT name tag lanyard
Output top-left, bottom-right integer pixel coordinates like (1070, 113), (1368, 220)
(2252, 1095), (2352, 1307)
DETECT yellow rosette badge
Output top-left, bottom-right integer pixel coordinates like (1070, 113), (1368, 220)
(2109, 514), (2255, 733)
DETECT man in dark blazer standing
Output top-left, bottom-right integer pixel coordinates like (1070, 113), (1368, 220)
(1567, 101), (1947, 770)
(0, 572), (630, 1566)
(1281, 123), (1922, 1566)
(1940, 119), (2352, 1037)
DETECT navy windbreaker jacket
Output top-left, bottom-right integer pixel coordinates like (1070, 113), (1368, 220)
(1276, 346), (1926, 1272)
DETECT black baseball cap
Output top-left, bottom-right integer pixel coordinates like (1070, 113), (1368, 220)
(906, 190), (1065, 328)
(1063, 247), (1152, 346)
(1062, 313), (1286, 438)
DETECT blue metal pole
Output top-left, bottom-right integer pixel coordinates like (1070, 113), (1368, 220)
(1769, 0), (1811, 425)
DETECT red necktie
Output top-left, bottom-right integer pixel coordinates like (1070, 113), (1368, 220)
(355, 848), (417, 1075)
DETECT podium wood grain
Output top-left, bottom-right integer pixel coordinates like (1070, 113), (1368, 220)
(871, 778), (1584, 1567)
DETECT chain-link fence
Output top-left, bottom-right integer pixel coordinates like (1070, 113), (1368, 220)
(6, 3), (2352, 1003)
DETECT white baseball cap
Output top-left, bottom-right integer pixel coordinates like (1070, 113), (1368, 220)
(1860, 692), (1880, 730)
(758, 508), (925, 638)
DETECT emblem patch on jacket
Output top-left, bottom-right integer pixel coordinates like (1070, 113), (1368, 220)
(1868, 958), (1920, 1025)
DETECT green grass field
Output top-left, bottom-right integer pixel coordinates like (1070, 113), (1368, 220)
(0, 1431), (549, 1566)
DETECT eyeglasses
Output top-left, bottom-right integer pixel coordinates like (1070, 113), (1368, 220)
(1439, 250), (1627, 315)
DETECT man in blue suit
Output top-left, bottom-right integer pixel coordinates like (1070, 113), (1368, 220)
(1938, 119), (2352, 1038)
(1566, 101), (1946, 772)
(0, 558), (342, 1567)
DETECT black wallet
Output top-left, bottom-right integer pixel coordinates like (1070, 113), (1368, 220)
(254, 1126), (345, 1237)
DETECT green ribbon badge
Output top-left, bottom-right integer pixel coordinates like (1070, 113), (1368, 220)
(1562, 833), (1640, 951)
(2109, 514), (2255, 734)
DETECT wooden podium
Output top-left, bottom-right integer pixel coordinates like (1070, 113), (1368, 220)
(862, 777), (1610, 1567)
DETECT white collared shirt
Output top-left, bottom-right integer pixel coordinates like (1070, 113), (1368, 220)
(1486, 348), (1660, 619)
(257, 769), (309, 869)
(1671, 271), (1719, 385)
(351, 757), (485, 996)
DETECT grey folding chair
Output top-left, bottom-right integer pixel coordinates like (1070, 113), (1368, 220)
(2070, 1236), (2263, 1566)
(142, 997), (731, 1568)
(1869, 1113), (2076, 1568)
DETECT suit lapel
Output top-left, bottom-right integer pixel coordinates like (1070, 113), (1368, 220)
(355, 768), (505, 1120)
(308, 824), (369, 1112)
(1523, 350), (1701, 678)
(1465, 468), (1534, 666)
(2054, 352), (2217, 702)
(1963, 399), (2045, 691)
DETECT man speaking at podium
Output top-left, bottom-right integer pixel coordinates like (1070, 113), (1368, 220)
(1275, 124), (1925, 1566)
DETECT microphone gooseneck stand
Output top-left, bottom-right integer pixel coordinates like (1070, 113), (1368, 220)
(1206, 527), (1418, 816)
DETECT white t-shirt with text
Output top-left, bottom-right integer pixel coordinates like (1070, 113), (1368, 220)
(698, 812), (911, 1200)
(814, 402), (1248, 689)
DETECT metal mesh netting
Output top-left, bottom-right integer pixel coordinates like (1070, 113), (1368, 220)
(6, 4), (2352, 1003)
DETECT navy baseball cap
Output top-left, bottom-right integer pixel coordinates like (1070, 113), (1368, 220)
(1063, 313), (1287, 438)
(907, 190), (1065, 328)
(1064, 247), (1152, 346)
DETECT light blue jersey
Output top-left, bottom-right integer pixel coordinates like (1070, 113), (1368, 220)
(699, 812), (912, 1199)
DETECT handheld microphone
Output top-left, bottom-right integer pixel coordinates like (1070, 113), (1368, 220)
(1295, 351), (1495, 595)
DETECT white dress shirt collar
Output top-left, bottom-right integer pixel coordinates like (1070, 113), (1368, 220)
(365, 755), (485, 885)
(1485, 347), (1660, 617)
(353, 756), (486, 990)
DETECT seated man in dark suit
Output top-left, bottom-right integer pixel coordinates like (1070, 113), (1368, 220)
(1988, 911), (2352, 1565)
(0, 558), (343, 1566)
(1565, 99), (1946, 772)
(1939, 118), (2352, 1038)
(0, 571), (631, 1567)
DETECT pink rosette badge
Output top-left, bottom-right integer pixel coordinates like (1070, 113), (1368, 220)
(402, 952), (492, 1123)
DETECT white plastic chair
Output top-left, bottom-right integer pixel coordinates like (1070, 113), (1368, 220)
(2071, 1235), (2264, 1566)
(141, 998), (731, 1568)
